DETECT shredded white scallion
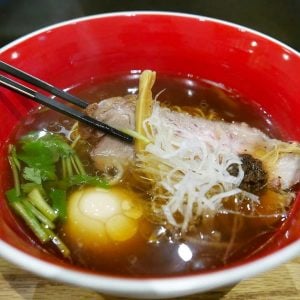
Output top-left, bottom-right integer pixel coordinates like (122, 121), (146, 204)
(137, 102), (258, 232)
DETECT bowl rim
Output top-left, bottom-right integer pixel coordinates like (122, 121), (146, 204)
(0, 11), (299, 298)
(0, 11), (299, 57)
(1, 239), (300, 298)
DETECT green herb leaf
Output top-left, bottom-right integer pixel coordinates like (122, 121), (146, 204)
(17, 131), (75, 182)
(23, 167), (42, 184)
(46, 174), (108, 190)
(6, 188), (21, 203)
(67, 174), (108, 188)
(49, 188), (67, 221)
(20, 131), (74, 157)
(18, 142), (57, 181)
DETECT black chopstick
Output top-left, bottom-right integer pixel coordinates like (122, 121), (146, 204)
(0, 61), (88, 109)
(0, 64), (133, 143)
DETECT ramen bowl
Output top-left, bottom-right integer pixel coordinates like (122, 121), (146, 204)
(0, 12), (300, 299)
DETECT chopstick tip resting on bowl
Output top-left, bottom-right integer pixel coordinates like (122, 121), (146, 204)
(0, 60), (133, 143)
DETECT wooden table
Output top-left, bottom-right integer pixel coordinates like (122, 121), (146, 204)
(0, 256), (299, 300)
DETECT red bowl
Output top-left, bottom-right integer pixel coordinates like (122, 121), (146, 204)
(0, 12), (299, 299)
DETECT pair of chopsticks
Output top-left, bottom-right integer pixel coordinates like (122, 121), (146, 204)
(0, 61), (133, 143)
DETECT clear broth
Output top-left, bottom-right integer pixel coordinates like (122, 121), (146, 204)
(9, 73), (288, 276)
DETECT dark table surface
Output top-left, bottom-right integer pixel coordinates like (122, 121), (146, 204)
(0, 0), (299, 51)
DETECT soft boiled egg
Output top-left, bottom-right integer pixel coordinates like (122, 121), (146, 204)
(62, 186), (143, 252)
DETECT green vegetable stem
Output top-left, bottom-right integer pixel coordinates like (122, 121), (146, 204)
(6, 130), (109, 258)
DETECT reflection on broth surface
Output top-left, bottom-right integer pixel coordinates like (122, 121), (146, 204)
(5, 72), (299, 276)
